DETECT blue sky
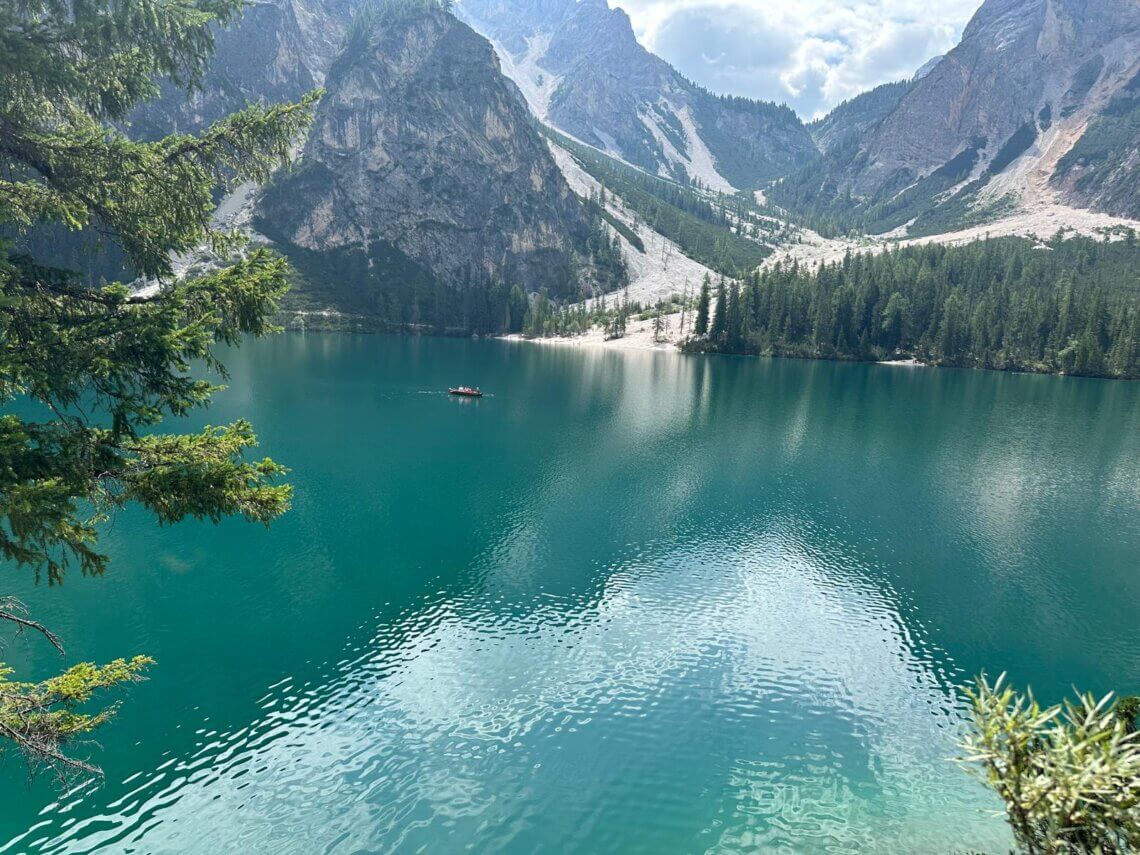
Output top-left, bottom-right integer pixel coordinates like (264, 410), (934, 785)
(617, 0), (985, 118)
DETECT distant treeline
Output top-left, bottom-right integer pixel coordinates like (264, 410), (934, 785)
(686, 234), (1140, 379)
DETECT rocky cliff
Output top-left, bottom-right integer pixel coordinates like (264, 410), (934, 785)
(254, 0), (615, 319)
(455, 0), (817, 191)
(129, 0), (354, 138)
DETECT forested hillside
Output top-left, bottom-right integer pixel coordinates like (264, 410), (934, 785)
(766, 136), (1001, 238)
(546, 129), (774, 275)
(687, 234), (1140, 378)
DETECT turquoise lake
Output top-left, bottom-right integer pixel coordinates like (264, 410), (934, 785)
(2, 334), (1139, 852)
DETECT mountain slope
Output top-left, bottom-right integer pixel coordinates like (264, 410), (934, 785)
(808, 80), (911, 155)
(455, 0), (817, 191)
(254, 0), (621, 326)
(772, 0), (1140, 232)
(1051, 65), (1140, 217)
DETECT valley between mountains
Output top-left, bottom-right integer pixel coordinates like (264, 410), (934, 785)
(21, 0), (1140, 374)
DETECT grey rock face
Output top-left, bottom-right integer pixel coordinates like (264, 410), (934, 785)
(129, 0), (354, 138)
(847, 0), (1051, 197)
(255, 3), (598, 295)
(541, 0), (683, 174)
(456, 0), (817, 190)
(912, 55), (944, 81)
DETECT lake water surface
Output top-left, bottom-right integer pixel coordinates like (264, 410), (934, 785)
(2, 335), (1139, 853)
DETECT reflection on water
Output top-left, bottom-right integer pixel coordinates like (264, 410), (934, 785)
(2, 335), (1138, 853)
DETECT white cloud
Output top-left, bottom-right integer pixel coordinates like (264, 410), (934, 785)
(617, 0), (983, 118)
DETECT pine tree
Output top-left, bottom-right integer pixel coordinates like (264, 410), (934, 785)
(694, 274), (711, 335)
(0, 0), (318, 782)
(881, 292), (910, 353)
(726, 282), (744, 349)
(679, 281), (690, 336)
(709, 278), (729, 343)
(939, 291), (970, 364)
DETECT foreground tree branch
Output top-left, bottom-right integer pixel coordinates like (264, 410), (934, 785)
(0, 0), (315, 781)
(958, 674), (1140, 853)
(0, 598), (64, 654)
(0, 654), (152, 786)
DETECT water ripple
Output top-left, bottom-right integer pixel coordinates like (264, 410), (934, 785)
(4, 337), (1136, 853)
(15, 518), (1010, 854)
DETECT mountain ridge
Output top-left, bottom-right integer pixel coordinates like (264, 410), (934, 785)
(771, 0), (1140, 232)
(455, 0), (818, 191)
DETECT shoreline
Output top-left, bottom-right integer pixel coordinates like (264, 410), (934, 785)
(877, 358), (927, 367)
(499, 310), (687, 352)
(275, 315), (1134, 381)
(500, 329), (1136, 381)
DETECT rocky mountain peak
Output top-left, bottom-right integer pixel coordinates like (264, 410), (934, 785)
(456, 0), (818, 190)
(254, 0), (618, 316)
(776, 0), (1140, 228)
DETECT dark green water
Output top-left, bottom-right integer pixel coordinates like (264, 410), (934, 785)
(2, 335), (1139, 853)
